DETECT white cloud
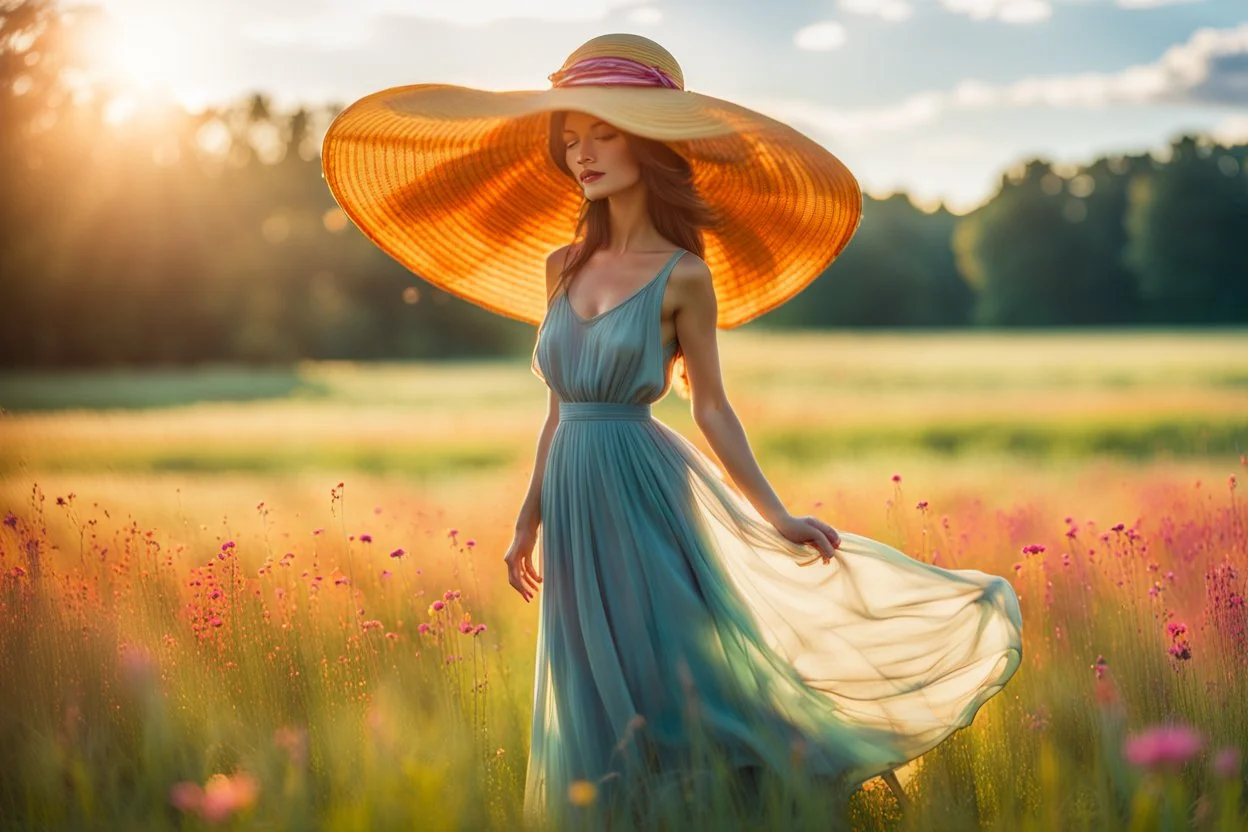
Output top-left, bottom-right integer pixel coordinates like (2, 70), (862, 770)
(747, 23), (1248, 142)
(361, 0), (648, 26)
(838, 0), (914, 22)
(1116, 0), (1205, 9)
(625, 5), (664, 25)
(941, 0), (1052, 24)
(794, 21), (849, 51)
(1211, 115), (1248, 145)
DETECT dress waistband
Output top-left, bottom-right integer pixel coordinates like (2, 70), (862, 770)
(558, 402), (652, 422)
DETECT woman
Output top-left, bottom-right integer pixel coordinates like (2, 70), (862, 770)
(323, 33), (1023, 830)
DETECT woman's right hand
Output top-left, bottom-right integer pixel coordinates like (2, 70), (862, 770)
(504, 528), (543, 603)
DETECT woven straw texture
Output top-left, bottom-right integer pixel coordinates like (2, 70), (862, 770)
(321, 34), (862, 328)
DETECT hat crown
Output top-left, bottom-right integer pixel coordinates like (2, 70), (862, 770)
(552, 33), (685, 91)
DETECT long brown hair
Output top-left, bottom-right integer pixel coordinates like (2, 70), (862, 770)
(545, 110), (720, 400)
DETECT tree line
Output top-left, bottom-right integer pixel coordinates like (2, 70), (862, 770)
(2, 0), (1245, 369)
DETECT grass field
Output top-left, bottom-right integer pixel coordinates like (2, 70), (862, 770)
(0, 328), (1245, 830)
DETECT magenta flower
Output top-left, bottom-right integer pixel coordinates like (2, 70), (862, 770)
(1123, 724), (1204, 770)
(359, 534), (373, 543)
(3, 511), (17, 528)
(1213, 746), (1241, 780)
(389, 548), (405, 559)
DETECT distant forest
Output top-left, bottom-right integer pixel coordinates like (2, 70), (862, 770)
(2, 0), (1246, 369)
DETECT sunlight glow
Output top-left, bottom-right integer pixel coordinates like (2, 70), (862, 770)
(66, 3), (194, 106)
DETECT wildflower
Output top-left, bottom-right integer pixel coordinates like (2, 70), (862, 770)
(428, 600), (445, 615)
(312, 528), (324, 535)
(1111, 523), (1124, 532)
(360, 534), (373, 543)
(274, 726), (308, 767)
(916, 500), (928, 511)
(381, 570), (392, 579)
(361, 619), (384, 631)
(1212, 746), (1242, 780)
(221, 541), (236, 551)
(567, 780), (598, 806)
(2, 512), (16, 528)
(473, 623), (487, 636)
(444, 589), (461, 601)
(1123, 724), (1203, 771)
(1166, 621), (1192, 661)
(466, 539), (476, 549)
(209, 616), (224, 628)
(891, 474), (901, 483)
(417, 622), (431, 634)
(1013, 562), (1022, 571)
(201, 772), (259, 823)
(459, 620), (475, 634)
(389, 548), (405, 559)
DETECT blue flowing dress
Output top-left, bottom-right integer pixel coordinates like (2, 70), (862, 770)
(525, 247), (1022, 826)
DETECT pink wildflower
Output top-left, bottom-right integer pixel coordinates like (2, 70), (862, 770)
(1123, 724), (1204, 771)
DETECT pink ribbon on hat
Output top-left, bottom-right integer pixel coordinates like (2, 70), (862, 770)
(548, 56), (681, 90)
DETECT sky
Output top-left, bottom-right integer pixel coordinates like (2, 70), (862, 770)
(71, 0), (1248, 213)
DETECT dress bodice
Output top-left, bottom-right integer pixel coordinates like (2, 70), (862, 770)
(532, 248), (686, 404)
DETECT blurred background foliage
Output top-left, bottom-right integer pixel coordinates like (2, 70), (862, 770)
(2, 0), (1246, 370)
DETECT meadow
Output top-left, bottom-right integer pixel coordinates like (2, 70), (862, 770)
(0, 328), (1245, 830)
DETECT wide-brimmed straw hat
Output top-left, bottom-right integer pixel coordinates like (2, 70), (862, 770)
(321, 32), (862, 328)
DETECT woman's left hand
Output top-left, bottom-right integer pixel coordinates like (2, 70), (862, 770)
(772, 513), (842, 564)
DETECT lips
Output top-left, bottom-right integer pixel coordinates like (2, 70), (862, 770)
(581, 171), (604, 183)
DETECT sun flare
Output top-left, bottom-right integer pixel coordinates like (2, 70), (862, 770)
(70, 4), (193, 103)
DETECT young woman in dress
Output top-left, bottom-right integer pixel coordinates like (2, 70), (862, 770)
(323, 32), (1023, 830)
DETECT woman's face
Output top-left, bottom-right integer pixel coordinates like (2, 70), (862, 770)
(561, 111), (640, 200)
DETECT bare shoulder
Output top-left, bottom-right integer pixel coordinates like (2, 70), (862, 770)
(545, 244), (575, 298)
(669, 250), (715, 308)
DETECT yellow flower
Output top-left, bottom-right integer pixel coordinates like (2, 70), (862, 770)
(566, 779), (598, 807)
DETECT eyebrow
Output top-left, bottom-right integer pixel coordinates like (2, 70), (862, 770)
(562, 120), (609, 136)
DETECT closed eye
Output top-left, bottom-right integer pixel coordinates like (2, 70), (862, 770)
(565, 133), (617, 149)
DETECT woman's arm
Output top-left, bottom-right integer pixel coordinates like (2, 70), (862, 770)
(513, 387), (560, 536)
(513, 243), (571, 536)
(671, 256), (840, 559)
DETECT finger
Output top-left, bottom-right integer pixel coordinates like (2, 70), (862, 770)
(816, 519), (842, 549)
(523, 556), (543, 582)
(811, 528), (835, 562)
(509, 573), (531, 602)
(523, 571), (541, 591)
